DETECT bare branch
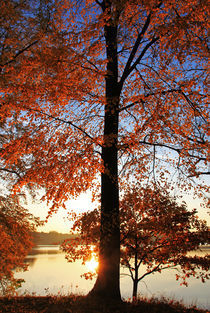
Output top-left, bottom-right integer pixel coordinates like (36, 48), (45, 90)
(180, 91), (208, 123)
(188, 171), (210, 177)
(0, 168), (21, 178)
(120, 88), (180, 112)
(119, 11), (152, 87)
(138, 263), (161, 282)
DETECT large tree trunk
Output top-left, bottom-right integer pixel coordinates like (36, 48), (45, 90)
(89, 17), (121, 300)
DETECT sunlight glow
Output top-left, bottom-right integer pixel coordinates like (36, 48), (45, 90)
(85, 256), (98, 272)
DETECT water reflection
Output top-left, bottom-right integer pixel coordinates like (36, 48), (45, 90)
(29, 245), (62, 255)
(188, 247), (210, 257)
(15, 245), (210, 310)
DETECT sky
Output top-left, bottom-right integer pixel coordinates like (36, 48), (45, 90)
(26, 188), (209, 234)
(26, 191), (96, 233)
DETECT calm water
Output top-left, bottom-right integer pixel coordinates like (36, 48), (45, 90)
(15, 245), (210, 310)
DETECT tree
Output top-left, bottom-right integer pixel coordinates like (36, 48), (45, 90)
(0, 0), (209, 300)
(62, 185), (210, 301)
(0, 195), (40, 295)
(120, 185), (210, 301)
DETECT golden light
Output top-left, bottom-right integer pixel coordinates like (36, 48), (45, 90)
(85, 256), (98, 272)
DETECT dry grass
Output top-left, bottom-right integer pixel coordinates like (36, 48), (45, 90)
(0, 295), (208, 313)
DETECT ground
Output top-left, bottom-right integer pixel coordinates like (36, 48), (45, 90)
(0, 296), (208, 313)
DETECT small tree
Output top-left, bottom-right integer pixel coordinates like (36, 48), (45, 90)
(0, 195), (40, 295)
(120, 185), (210, 300)
(62, 185), (210, 300)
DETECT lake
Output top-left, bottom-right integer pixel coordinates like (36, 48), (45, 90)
(15, 245), (210, 310)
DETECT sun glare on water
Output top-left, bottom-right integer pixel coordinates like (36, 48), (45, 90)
(86, 256), (98, 272)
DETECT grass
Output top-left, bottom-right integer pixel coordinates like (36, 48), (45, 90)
(0, 295), (209, 313)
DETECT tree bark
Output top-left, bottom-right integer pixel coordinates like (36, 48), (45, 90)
(132, 279), (138, 301)
(89, 15), (121, 300)
(132, 237), (139, 301)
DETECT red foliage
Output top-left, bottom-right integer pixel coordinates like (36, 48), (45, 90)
(0, 195), (41, 295)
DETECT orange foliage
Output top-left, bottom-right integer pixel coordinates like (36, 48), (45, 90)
(0, 0), (209, 209)
(0, 195), (40, 295)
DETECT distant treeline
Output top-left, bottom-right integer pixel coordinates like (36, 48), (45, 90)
(31, 231), (77, 245)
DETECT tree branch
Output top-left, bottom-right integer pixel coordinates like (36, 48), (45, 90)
(23, 106), (102, 152)
(0, 40), (39, 69)
(119, 36), (159, 89)
(180, 91), (208, 123)
(0, 168), (21, 178)
(119, 11), (152, 87)
(188, 171), (210, 177)
(120, 88), (180, 112)
(127, 139), (182, 155)
(138, 263), (162, 282)
(119, 1), (163, 89)
(127, 37), (159, 78)
(95, 0), (105, 11)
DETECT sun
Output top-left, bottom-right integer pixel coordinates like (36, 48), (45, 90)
(86, 256), (98, 272)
